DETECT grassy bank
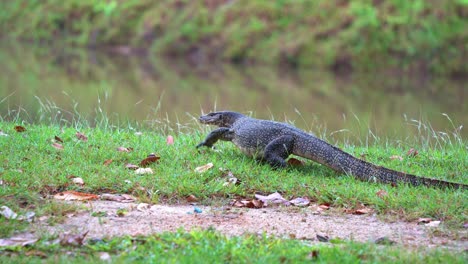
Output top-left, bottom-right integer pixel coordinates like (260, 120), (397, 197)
(1, 0), (467, 74)
(0, 119), (467, 261)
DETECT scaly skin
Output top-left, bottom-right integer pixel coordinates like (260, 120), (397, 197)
(197, 111), (467, 189)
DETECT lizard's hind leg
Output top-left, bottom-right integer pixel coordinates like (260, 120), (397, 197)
(263, 135), (294, 168)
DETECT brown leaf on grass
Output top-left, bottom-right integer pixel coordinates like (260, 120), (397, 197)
(100, 193), (137, 203)
(352, 207), (373, 215)
(52, 142), (64, 150)
(135, 168), (154, 174)
(54, 136), (64, 143)
(0, 233), (38, 247)
(255, 192), (289, 205)
(103, 159), (113, 166)
(407, 148), (419, 157)
(125, 163), (139, 170)
(53, 191), (98, 201)
(376, 190), (388, 198)
(318, 203), (331, 210)
(71, 177), (84, 185)
(140, 154), (160, 166)
(187, 194), (198, 202)
(287, 158), (305, 166)
(195, 163), (214, 173)
(289, 197), (310, 207)
(417, 218), (433, 224)
(75, 131), (88, 142)
(117, 147), (133, 152)
(14, 125), (26, 132)
(59, 231), (88, 246)
(231, 199), (264, 209)
(389, 155), (403, 161)
(308, 250), (320, 260)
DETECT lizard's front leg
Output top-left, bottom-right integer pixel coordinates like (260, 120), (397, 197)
(196, 128), (234, 148)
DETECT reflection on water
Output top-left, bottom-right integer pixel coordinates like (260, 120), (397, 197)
(0, 43), (466, 142)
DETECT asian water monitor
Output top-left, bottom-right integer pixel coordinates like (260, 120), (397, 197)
(196, 111), (467, 189)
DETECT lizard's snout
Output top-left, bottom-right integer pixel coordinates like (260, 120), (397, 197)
(198, 115), (213, 124)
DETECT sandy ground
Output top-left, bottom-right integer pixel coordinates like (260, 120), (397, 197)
(37, 200), (467, 251)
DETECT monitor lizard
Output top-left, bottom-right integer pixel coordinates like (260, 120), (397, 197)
(196, 111), (467, 189)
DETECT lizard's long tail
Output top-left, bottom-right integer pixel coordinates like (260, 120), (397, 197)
(301, 137), (467, 189)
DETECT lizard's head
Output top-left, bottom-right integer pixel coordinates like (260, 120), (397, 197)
(199, 111), (245, 127)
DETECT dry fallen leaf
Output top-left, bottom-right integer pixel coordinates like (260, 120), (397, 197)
(417, 218), (433, 224)
(167, 135), (174, 145)
(195, 163), (214, 173)
(54, 135), (64, 143)
(0, 233), (38, 247)
(100, 194), (137, 203)
(308, 250), (320, 260)
(316, 234), (329, 242)
(71, 177), (84, 185)
(255, 192), (289, 205)
(117, 147), (133, 152)
(53, 191), (99, 201)
(187, 194), (198, 202)
(407, 148), (419, 157)
(287, 158), (305, 166)
(425, 221), (441, 227)
(52, 142), (64, 150)
(231, 199), (264, 209)
(0, 206), (18, 219)
(289, 197), (310, 207)
(135, 168), (154, 175)
(75, 131), (88, 142)
(352, 207), (373, 215)
(318, 203), (331, 210)
(59, 231), (88, 246)
(137, 203), (151, 211)
(14, 125), (26, 132)
(140, 154), (160, 166)
(389, 155), (403, 161)
(125, 163), (139, 170)
(103, 159), (113, 166)
(125, 163), (140, 170)
(376, 190), (388, 198)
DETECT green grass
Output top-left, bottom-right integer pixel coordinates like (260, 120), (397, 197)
(0, 121), (466, 226)
(0, 229), (465, 263)
(0, 119), (466, 262)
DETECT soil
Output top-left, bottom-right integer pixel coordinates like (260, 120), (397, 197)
(37, 200), (467, 251)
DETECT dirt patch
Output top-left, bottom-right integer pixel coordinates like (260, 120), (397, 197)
(38, 201), (467, 251)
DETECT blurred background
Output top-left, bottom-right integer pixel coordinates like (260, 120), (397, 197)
(0, 0), (466, 141)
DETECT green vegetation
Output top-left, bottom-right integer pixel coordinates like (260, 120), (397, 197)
(0, 115), (466, 261)
(1, 119), (466, 230)
(1, 0), (467, 74)
(1, 229), (465, 263)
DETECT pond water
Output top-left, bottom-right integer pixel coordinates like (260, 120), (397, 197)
(0, 43), (466, 142)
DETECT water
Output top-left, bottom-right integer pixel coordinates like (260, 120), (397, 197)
(0, 43), (466, 142)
